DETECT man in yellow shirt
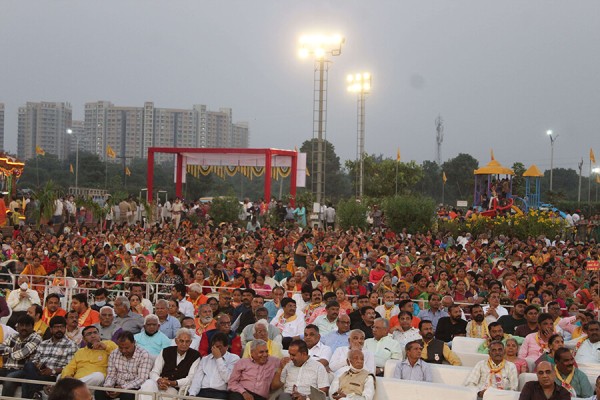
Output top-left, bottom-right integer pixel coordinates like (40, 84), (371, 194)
(61, 325), (118, 387)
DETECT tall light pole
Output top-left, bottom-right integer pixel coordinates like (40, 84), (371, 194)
(347, 72), (371, 199)
(298, 34), (344, 206)
(546, 130), (558, 192)
(67, 128), (79, 195)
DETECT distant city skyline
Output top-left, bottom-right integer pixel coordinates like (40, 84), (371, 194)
(1, 1), (599, 174)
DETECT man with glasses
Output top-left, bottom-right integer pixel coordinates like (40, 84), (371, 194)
(393, 340), (432, 382)
(199, 313), (242, 357)
(321, 314), (352, 353)
(61, 325), (118, 387)
(520, 360), (570, 400)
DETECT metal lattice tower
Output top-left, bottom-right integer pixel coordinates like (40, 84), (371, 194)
(311, 59), (329, 204)
(435, 115), (444, 165)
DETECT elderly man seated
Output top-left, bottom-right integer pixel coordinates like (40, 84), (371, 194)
(112, 296), (144, 334)
(228, 339), (282, 400)
(465, 340), (518, 399)
(243, 319), (283, 358)
(330, 349), (375, 400)
(134, 314), (172, 359)
(393, 340), (432, 382)
(364, 318), (401, 376)
(240, 307), (282, 346)
(330, 329), (376, 375)
(139, 328), (200, 400)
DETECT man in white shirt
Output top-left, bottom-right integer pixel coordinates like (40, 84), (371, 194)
(272, 339), (330, 400)
(375, 291), (399, 321)
(330, 349), (375, 400)
(391, 311), (422, 349)
(271, 298), (306, 349)
(187, 331), (239, 399)
(364, 318), (401, 376)
(465, 341), (518, 398)
(330, 329), (376, 375)
(171, 284), (195, 318)
(574, 320), (600, 364)
(482, 292), (508, 324)
(304, 324), (333, 368)
(7, 277), (41, 327)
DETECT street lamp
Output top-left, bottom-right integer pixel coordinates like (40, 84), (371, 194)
(546, 130), (558, 192)
(67, 128), (79, 195)
(347, 72), (372, 199)
(298, 33), (344, 206)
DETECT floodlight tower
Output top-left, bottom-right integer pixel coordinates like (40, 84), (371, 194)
(298, 34), (344, 206)
(347, 72), (372, 199)
(435, 115), (444, 165)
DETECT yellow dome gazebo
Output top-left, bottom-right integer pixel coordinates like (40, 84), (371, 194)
(473, 151), (514, 209)
(523, 164), (544, 211)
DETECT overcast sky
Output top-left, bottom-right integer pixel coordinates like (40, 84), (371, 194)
(2, 1), (600, 174)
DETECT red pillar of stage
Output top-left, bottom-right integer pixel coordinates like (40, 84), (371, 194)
(290, 152), (298, 207)
(264, 149), (272, 201)
(175, 153), (183, 198)
(147, 150), (155, 203)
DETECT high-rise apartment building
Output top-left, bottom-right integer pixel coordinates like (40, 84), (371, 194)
(17, 102), (72, 160)
(84, 101), (249, 163)
(0, 103), (4, 152)
(67, 120), (87, 155)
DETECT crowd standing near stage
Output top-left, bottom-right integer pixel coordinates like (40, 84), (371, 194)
(0, 194), (598, 400)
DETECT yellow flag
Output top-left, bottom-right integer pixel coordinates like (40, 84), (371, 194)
(597, 175), (600, 184)
(69, 164), (74, 174)
(125, 167), (131, 176)
(396, 148), (401, 162)
(306, 166), (310, 177)
(35, 146), (45, 156)
(591, 148), (596, 164)
(443, 171), (447, 184)
(106, 145), (116, 159)
(490, 149), (495, 160)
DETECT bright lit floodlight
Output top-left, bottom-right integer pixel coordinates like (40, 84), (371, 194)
(298, 33), (345, 59)
(347, 72), (372, 93)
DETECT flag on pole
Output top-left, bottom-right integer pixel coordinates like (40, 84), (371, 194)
(396, 148), (401, 162)
(69, 164), (74, 174)
(443, 171), (447, 184)
(490, 149), (495, 160)
(35, 146), (45, 156)
(106, 145), (116, 159)
(306, 166), (310, 177)
(125, 167), (131, 176)
(591, 148), (596, 164)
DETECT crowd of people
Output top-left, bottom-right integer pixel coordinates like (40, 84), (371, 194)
(0, 195), (598, 400)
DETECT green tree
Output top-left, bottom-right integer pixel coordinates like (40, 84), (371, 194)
(383, 195), (436, 233)
(300, 139), (351, 203)
(416, 160), (442, 202)
(345, 155), (423, 198)
(336, 199), (368, 230)
(511, 162), (526, 198)
(441, 153), (479, 206)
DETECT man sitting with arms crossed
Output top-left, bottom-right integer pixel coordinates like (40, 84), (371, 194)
(465, 340), (518, 399)
(22, 316), (79, 399)
(139, 328), (200, 400)
(188, 332), (239, 399)
(61, 325), (118, 387)
(330, 349), (375, 400)
(519, 360), (570, 400)
(97, 330), (153, 400)
(393, 340), (432, 382)
(272, 339), (330, 400)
